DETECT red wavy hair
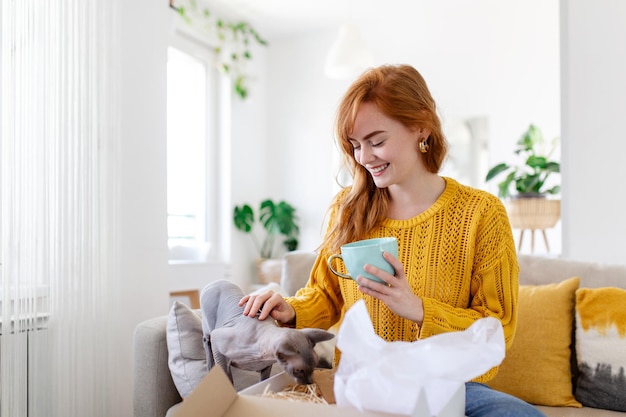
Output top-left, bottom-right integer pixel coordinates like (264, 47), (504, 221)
(320, 64), (448, 253)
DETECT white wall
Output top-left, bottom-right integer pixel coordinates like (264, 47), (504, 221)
(227, 45), (273, 287)
(117, 0), (170, 414)
(266, 31), (349, 251)
(264, 0), (562, 259)
(111, 2), (273, 414)
(560, 0), (626, 264)
(109, 0), (625, 415)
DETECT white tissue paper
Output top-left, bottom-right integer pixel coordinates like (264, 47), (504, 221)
(334, 300), (506, 417)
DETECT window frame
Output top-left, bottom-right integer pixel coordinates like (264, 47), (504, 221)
(167, 24), (225, 264)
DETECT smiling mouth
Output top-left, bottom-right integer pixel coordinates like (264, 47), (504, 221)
(370, 164), (389, 174)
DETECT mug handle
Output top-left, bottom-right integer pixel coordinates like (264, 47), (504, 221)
(327, 254), (352, 279)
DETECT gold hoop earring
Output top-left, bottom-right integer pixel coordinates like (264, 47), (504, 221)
(419, 140), (429, 154)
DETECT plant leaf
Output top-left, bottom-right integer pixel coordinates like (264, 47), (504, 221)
(233, 204), (254, 233)
(544, 161), (560, 173)
(516, 174), (542, 193)
(526, 155), (548, 170)
(234, 77), (247, 99)
(275, 201), (298, 236)
(545, 185), (561, 195)
(284, 238), (298, 252)
(497, 171), (516, 199)
(259, 199), (277, 233)
(485, 163), (511, 182)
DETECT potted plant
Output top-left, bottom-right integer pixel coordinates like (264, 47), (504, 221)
(170, 0), (268, 99)
(233, 199), (299, 258)
(485, 124), (561, 252)
(485, 124), (560, 199)
(233, 199), (300, 283)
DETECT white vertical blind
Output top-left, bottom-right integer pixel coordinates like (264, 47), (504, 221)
(1, 0), (119, 416)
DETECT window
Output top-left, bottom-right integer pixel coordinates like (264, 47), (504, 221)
(167, 32), (223, 262)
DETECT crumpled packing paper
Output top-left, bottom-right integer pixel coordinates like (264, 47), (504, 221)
(334, 300), (506, 416)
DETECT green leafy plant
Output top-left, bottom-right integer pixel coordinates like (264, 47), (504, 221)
(233, 199), (299, 259)
(485, 124), (561, 199)
(171, 0), (268, 99)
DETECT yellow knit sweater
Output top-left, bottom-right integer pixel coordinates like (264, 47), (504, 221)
(287, 177), (519, 382)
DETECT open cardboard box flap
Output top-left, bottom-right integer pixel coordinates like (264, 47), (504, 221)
(174, 367), (465, 417)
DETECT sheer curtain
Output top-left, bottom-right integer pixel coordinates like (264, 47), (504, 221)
(1, 1), (120, 416)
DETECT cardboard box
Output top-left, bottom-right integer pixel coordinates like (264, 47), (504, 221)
(239, 368), (336, 403)
(174, 366), (465, 417)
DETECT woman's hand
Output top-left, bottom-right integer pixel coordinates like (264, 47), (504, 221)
(356, 251), (424, 324)
(239, 289), (296, 324)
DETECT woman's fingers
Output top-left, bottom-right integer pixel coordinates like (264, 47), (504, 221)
(240, 292), (270, 317)
(239, 290), (295, 323)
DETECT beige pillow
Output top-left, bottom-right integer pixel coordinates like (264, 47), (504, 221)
(487, 276), (582, 407)
(166, 301), (207, 398)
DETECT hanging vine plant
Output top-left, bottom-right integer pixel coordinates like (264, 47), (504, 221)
(170, 0), (268, 99)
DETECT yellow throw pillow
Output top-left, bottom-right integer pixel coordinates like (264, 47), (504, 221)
(487, 276), (582, 407)
(574, 287), (626, 411)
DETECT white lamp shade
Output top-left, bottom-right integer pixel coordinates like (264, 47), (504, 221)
(324, 24), (374, 80)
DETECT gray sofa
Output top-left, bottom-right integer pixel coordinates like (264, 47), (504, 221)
(133, 252), (626, 417)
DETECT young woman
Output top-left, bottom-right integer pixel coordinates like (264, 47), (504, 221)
(240, 64), (545, 417)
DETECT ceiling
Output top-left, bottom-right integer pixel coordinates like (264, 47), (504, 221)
(207, 0), (378, 39)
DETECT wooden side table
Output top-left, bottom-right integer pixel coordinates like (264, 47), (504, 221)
(517, 228), (551, 253)
(169, 289), (200, 309)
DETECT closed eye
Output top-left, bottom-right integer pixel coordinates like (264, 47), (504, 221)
(350, 140), (384, 151)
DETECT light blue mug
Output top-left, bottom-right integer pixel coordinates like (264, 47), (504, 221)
(327, 237), (398, 284)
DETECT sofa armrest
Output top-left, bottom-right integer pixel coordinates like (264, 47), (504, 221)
(133, 315), (181, 417)
(280, 250), (317, 296)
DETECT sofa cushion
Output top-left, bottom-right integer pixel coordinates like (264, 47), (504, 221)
(280, 250), (317, 296)
(166, 301), (207, 398)
(487, 276), (582, 407)
(574, 287), (626, 412)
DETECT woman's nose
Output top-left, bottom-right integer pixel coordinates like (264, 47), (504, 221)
(357, 145), (374, 165)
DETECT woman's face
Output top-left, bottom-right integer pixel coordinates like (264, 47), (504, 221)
(349, 102), (427, 189)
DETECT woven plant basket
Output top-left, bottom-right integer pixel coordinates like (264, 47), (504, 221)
(256, 258), (283, 284)
(506, 198), (561, 230)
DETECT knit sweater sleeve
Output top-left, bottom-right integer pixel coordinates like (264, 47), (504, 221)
(284, 191), (345, 330)
(285, 250), (344, 330)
